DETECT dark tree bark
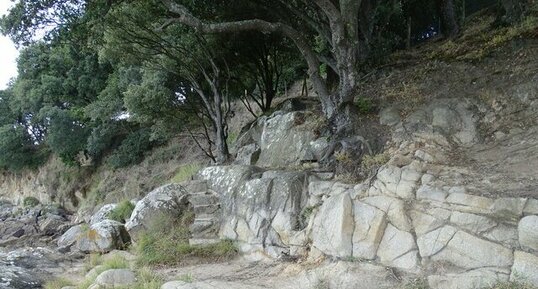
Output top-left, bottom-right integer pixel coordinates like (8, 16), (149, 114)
(437, 0), (460, 38)
(499, 0), (528, 24)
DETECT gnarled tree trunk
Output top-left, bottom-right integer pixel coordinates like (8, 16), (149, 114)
(159, 0), (364, 134)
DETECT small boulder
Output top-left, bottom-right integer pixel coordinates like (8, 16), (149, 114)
(77, 220), (130, 253)
(518, 215), (538, 252)
(126, 184), (189, 242)
(90, 204), (118, 225)
(94, 269), (136, 288)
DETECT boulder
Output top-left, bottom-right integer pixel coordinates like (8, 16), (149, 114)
(510, 251), (538, 285)
(126, 184), (189, 242)
(57, 224), (84, 250)
(39, 214), (67, 236)
(376, 224), (419, 271)
(235, 144), (261, 165)
(518, 215), (538, 251)
(77, 220), (130, 253)
(311, 193), (354, 257)
(352, 202), (387, 260)
(426, 230), (513, 269)
(94, 269), (137, 288)
(256, 112), (317, 167)
(90, 204), (118, 225)
(0, 265), (41, 289)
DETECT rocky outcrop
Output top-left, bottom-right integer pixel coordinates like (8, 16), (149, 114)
(234, 107), (328, 168)
(0, 203), (70, 248)
(125, 183), (191, 242)
(57, 220), (130, 253)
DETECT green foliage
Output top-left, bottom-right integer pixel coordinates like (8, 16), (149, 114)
(108, 200), (135, 223)
(23, 196), (40, 207)
(131, 267), (164, 289)
(0, 124), (46, 171)
(107, 129), (153, 169)
(78, 254), (130, 289)
(354, 98), (376, 114)
(45, 108), (90, 164)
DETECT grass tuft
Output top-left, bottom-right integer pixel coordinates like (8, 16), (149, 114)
(170, 163), (202, 184)
(43, 278), (73, 289)
(108, 200), (135, 223)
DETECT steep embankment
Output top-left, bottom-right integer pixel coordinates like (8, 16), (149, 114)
(2, 12), (538, 289)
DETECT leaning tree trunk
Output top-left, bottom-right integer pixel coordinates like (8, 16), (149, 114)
(214, 118), (230, 164)
(437, 0), (460, 38)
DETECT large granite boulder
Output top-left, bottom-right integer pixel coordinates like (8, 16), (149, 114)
(126, 184), (190, 242)
(77, 220), (130, 253)
(57, 220), (130, 253)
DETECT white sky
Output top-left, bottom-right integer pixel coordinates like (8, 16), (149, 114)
(0, 1), (18, 90)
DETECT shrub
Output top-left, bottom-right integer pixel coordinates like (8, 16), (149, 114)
(107, 128), (153, 169)
(131, 267), (163, 289)
(23, 196), (40, 208)
(136, 214), (237, 266)
(108, 200), (135, 223)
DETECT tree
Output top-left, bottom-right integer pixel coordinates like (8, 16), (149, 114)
(437, 0), (460, 37)
(99, 1), (233, 163)
(158, 0), (384, 132)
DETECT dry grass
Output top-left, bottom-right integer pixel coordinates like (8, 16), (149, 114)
(427, 13), (538, 61)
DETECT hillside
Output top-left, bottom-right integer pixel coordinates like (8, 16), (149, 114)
(1, 4), (538, 289)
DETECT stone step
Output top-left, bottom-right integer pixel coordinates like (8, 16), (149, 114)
(193, 204), (220, 215)
(189, 238), (221, 246)
(178, 180), (208, 194)
(188, 192), (220, 206)
(193, 214), (218, 221)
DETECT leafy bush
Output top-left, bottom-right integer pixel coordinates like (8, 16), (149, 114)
(107, 128), (153, 169)
(108, 200), (135, 223)
(0, 124), (46, 171)
(23, 196), (40, 207)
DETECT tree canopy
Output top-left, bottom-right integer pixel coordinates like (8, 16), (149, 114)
(0, 0), (523, 171)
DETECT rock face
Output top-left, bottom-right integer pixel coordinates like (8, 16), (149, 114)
(89, 204), (118, 225)
(234, 108), (328, 168)
(126, 184), (190, 242)
(0, 247), (79, 289)
(311, 193), (354, 257)
(0, 265), (41, 289)
(0, 203), (69, 248)
(58, 220), (130, 253)
(518, 215), (538, 252)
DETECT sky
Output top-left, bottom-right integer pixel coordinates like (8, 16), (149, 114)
(0, 1), (18, 90)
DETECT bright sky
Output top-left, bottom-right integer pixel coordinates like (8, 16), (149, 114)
(0, 1), (18, 90)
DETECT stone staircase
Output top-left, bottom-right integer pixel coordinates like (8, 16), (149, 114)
(182, 180), (222, 245)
